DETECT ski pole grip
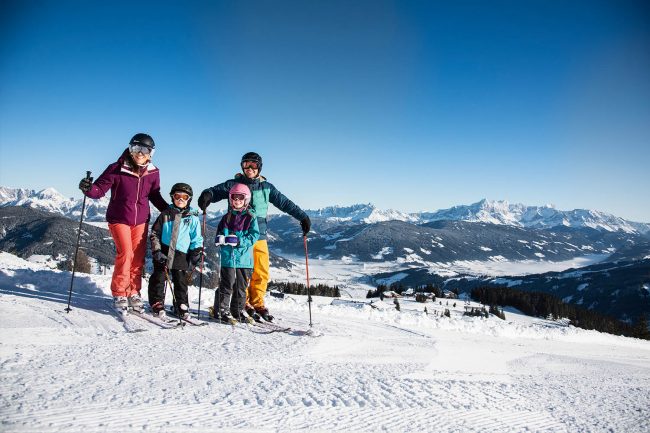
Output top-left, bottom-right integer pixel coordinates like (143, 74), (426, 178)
(85, 170), (92, 180)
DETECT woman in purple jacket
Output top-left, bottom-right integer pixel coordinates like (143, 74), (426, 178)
(78, 133), (168, 313)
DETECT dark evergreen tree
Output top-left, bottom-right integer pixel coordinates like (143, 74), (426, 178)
(267, 281), (341, 298)
(633, 314), (650, 340)
(471, 285), (644, 339)
(59, 249), (91, 274)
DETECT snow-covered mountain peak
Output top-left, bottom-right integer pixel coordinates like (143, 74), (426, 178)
(36, 187), (67, 200)
(0, 186), (103, 221)
(421, 200), (648, 234)
(0, 186), (77, 215)
(307, 203), (418, 224)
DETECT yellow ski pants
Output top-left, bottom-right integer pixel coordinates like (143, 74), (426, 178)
(246, 240), (270, 309)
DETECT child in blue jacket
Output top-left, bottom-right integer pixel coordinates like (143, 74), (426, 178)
(148, 183), (203, 319)
(212, 183), (260, 324)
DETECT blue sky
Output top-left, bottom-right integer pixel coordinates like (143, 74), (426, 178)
(1, 0), (649, 221)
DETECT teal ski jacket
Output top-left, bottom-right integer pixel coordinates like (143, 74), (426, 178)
(217, 208), (260, 269)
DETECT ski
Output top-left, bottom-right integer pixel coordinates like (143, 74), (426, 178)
(255, 318), (322, 336)
(167, 308), (208, 326)
(251, 320), (292, 333)
(206, 307), (277, 333)
(106, 301), (147, 333)
(129, 310), (180, 329)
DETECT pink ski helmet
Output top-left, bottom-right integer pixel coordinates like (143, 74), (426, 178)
(229, 183), (251, 208)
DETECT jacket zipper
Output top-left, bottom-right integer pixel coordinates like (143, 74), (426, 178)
(135, 175), (142, 226)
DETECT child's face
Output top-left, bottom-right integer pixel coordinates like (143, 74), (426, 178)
(230, 194), (246, 210)
(172, 192), (190, 208)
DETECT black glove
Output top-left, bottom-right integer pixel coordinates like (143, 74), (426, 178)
(189, 250), (203, 266)
(78, 176), (93, 193)
(152, 250), (167, 264)
(300, 216), (311, 236)
(198, 190), (212, 211)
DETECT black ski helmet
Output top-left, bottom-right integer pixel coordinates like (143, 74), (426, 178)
(241, 152), (262, 172)
(129, 133), (155, 149)
(170, 182), (193, 199)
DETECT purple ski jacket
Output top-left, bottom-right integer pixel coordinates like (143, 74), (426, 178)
(84, 149), (168, 226)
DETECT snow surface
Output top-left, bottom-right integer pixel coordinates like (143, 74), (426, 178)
(1, 252), (650, 432)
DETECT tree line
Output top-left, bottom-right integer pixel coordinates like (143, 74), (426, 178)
(471, 286), (650, 340)
(268, 281), (341, 298)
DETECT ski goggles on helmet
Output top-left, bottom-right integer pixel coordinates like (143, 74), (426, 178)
(230, 193), (246, 201)
(241, 161), (260, 170)
(130, 144), (154, 156)
(172, 193), (190, 201)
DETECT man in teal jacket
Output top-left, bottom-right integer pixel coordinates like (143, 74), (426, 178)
(198, 152), (311, 321)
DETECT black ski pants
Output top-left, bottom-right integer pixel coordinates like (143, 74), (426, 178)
(148, 262), (189, 312)
(214, 267), (252, 318)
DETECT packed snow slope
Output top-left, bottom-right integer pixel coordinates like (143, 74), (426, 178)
(1, 252), (649, 433)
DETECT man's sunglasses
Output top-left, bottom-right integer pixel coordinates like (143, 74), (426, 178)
(241, 162), (259, 170)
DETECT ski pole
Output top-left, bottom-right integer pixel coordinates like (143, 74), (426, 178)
(196, 211), (207, 319)
(164, 266), (183, 327)
(216, 246), (222, 322)
(65, 170), (91, 313)
(231, 244), (239, 323)
(303, 235), (313, 327)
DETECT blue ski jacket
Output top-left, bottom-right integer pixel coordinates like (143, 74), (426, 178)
(150, 205), (203, 270)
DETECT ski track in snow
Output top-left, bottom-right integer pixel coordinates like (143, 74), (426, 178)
(1, 252), (650, 432)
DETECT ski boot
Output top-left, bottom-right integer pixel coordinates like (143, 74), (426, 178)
(233, 310), (255, 325)
(151, 301), (166, 318)
(114, 296), (128, 314)
(170, 304), (190, 319)
(208, 307), (237, 325)
(245, 303), (262, 322)
(255, 307), (274, 322)
(178, 303), (190, 320)
(128, 293), (144, 313)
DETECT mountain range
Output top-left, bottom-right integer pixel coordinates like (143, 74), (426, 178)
(2, 186), (649, 233)
(307, 201), (650, 234)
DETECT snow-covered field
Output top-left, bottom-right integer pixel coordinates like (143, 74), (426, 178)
(1, 251), (649, 433)
(271, 253), (609, 298)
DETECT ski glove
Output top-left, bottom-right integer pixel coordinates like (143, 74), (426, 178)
(300, 216), (311, 236)
(225, 235), (239, 247)
(152, 250), (167, 264)
(198, 190), (212, 211)
(78, 176), (93, 193)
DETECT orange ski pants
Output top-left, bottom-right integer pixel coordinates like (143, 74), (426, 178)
(246, 240), (270, 309)
(108, 223), (148, 297)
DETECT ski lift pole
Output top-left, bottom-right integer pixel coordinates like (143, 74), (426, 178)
(65, 171), (91, 313)
(303, 235), (313, 327)
(196, 211), (207, 319)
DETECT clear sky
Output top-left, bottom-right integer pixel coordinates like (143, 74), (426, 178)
(1, 0), (649, 221)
